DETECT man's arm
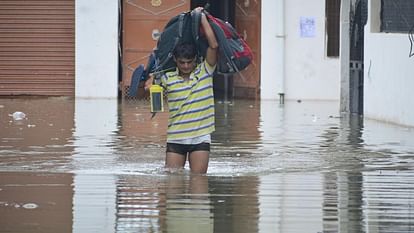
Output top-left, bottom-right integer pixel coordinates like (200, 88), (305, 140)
(197, 8), (218, 67)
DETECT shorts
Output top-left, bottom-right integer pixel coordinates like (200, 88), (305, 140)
(166, 142), (210, 156)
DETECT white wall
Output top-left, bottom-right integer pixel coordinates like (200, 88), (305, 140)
(261, 0), (284, 100)
(261, 0), (341, 101)
(364, 0), (414, 126)
(285, 0), (340, 101)
(75, 0), (119, 98)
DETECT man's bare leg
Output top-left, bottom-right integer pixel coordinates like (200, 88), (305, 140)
(165, 152), (186, 170)
(188, 151), (209, 174)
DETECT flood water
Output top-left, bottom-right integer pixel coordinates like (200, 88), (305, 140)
(1, 97), (414, 233)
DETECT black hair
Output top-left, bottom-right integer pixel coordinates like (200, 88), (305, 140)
(173, 43), (196, 59)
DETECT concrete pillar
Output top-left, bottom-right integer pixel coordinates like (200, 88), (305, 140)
(75, 0), (119, 98)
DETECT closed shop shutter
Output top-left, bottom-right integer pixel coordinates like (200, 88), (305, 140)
(0, 0), (75, 96)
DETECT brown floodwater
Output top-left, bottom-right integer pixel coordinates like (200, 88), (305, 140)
(0, 97), (414, 233)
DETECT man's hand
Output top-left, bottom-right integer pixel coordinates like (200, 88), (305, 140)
(197, 7), (218, 67)
(193, 6), (204, 13)
(144, 74), (154, 91)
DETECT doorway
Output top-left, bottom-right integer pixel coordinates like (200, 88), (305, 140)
(192, 0), (236, 101)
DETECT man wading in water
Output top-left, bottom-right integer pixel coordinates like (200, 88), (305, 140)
(145, 7), (218, 174)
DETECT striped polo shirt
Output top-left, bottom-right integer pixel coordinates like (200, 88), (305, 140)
(161, 60), (216, 141)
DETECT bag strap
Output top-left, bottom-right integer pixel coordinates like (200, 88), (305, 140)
(191, 10), (202, 42)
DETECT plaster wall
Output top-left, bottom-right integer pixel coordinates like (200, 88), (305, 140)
(261, 0), (341, 101)
(364, 0), (414, 126)
(75, 0), (119, 98)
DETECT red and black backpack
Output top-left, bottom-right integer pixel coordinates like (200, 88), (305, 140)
(196, 11), (253, 74)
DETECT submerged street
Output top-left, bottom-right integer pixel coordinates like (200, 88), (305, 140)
(0, 98), (414, 233)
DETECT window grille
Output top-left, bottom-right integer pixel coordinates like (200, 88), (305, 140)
(381, 0), (414, 33)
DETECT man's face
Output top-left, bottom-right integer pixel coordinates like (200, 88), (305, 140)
(175, 57), (196, 76)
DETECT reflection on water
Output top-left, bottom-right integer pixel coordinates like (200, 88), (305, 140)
(1, 98), (414, 232)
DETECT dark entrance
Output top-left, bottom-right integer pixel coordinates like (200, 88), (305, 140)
(349, 0), (367, 115)
(192, 0), (236, 101)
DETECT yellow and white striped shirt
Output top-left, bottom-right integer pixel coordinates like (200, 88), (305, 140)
(161, 60), (216, 141)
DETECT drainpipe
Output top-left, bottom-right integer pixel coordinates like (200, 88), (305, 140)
(275, 0), (285, 104)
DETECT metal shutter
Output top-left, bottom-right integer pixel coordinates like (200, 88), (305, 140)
(0, 0), (75, 96)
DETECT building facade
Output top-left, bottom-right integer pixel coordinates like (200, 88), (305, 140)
(0, 0), (413, 126)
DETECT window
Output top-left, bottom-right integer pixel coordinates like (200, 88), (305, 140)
(326, 0), (341, 57)
(381, 0), (414, 33)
